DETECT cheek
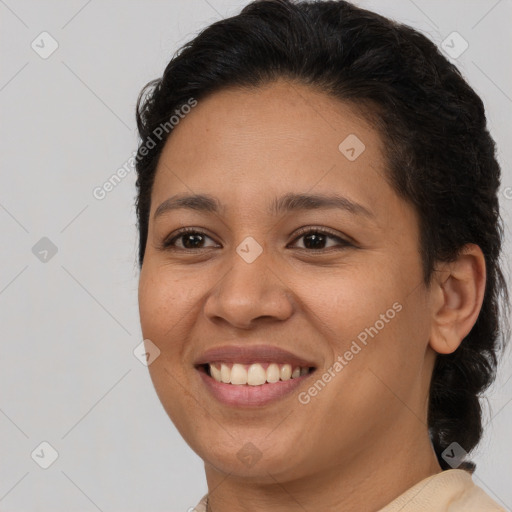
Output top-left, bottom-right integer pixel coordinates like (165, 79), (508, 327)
(301, 266), (426, 395)
(298, 266), (402, 344)
(137, 270), (199, 426)
(138, 265), (199, 339)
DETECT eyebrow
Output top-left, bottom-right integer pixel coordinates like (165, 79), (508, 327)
(153, 192), (374, 220)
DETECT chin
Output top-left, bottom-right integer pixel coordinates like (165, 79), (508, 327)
(190, 431), (310, 481)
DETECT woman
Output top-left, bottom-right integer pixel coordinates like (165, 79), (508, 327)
(134, 0), (509, 510)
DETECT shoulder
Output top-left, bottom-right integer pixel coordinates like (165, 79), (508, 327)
(378, 469), (506, 512)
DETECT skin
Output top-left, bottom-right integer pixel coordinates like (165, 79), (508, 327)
(138, 78), (486, 511)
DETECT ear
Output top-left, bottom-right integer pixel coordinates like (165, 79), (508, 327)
(429, 244), (486, 355)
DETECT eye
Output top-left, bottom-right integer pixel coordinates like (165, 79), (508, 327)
(162, 227), (219, 251)
(161, 226), (352, 252)
(289, 227), (352, 251)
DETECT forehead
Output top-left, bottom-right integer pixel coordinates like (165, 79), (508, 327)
(151, 79), (394, 220)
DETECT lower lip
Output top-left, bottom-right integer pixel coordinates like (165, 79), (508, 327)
(196, 367), (314, 407)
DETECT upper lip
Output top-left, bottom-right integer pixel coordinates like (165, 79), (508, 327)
(194, 344), (317, 368)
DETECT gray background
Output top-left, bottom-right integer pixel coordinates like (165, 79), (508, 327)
(0, 0), (511, 511)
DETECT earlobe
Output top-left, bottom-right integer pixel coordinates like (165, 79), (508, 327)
(429, 244), (486, 355)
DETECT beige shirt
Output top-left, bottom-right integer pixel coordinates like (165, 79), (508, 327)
(192, 469), (507, 511)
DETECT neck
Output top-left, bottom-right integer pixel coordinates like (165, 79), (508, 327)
(204, 428), (442, 512)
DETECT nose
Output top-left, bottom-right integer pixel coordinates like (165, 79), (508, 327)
(203, 249), (294, 329)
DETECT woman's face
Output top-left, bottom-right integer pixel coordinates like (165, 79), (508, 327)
(138, 79), (438, 481)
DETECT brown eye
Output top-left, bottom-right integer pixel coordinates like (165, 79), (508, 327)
(161, 227), (352, 252)
(290, 228), (352, 251)
(163, 228), (219, 250)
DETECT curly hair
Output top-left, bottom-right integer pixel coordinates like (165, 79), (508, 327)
(134, 0), (510, 472)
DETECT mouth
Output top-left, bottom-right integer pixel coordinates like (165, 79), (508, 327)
(195, 364), (316, 407)
(197, 362), (315, 386)
(193, 344), (318, 407)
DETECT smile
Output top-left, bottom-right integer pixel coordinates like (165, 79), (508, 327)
(196, 363), (316, 407)
(206, 362), (312, 385)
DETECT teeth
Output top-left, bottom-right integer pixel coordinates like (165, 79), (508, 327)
(266, 363), (280, 383)
(248, 363), (266, 386)
(230, 363), (247, 385)
(210, 364), (222, 382)
(220, 363), (231, 384)
(280, 364), (292, 380)
(208, 362), (311, 385)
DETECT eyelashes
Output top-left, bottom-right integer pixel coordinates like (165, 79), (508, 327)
(161, 226), (353, 252)
(291, 226), (353, 250)
(162, 227), (219, 251)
